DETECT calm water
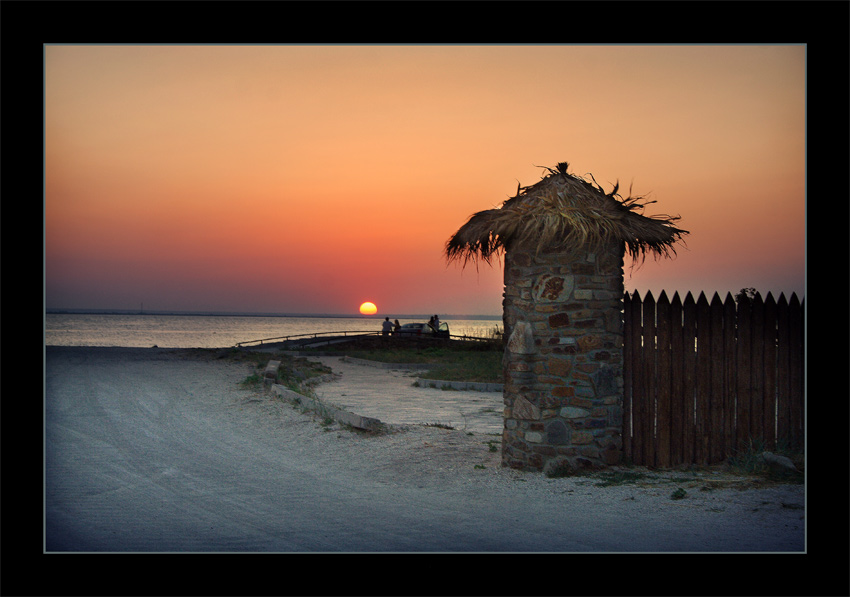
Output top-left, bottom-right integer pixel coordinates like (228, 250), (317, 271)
(44, 313), (503, 349)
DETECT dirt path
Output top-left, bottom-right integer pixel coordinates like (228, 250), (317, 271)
(44, 346), (805, 554)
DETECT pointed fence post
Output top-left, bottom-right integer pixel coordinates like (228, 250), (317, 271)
(682, 292), (697, 465)
(669, 292), (685, 466)
(762, 292), (778, 451)
(788, 293), (803, 451)
(708, 293), (726, 463)
(655, 291), (672, 468)
(735, 294), (753, 454)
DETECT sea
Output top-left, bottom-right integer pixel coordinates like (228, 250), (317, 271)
(44, 312), (503, 349)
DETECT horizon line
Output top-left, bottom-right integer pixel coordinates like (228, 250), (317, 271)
(45, 308), (503, 319)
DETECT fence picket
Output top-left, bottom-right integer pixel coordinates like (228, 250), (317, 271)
(709, 293), (725, 463)
(641, 291), (657, 465)
(682, 292), (697, 465)
(622, 292), (634, 463)
(750, 293), (765, 446)
(695, 292), (712, 465)
(628, 290), (645, 464)
(722, 293), (737, 458)
(655, 291), (672, 468)
(789, 294), (804, 451)
(762, 293), (778, 451)
(669, 292), (685, 466)
(735, 294), (752, 454)
(776, 294), (791, 446)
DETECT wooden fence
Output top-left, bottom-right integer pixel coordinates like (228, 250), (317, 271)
(622, 290), (804, 468)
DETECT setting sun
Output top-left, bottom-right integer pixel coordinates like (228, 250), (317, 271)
(359, 302), (378, 315)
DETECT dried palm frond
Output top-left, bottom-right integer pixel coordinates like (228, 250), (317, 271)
(445, 162), (688, 268)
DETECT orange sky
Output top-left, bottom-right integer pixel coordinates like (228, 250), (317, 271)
(44, 45), (806, 316)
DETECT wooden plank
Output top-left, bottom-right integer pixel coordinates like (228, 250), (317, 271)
(709, 293), (725, 463)
(735, 294), (752, 453)
(682, 292), (697, 466)
(622, 292), (634, 463)
(629, 290), (646, 464)
(750, 293), (765, 446)
(641, 291), (657, 466)
(669, 292), (685, 466)
(722, 293), (737, 460)
(655, 291), (672, 468)
(775, 294), (791, 446)
(762, 293), (778, 451)
(695, 292), (712, 465)
(788, 293), (804, 451)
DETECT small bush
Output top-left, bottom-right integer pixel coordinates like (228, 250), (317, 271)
(239, 373), (263, 388)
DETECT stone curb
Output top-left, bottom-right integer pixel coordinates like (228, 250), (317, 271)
(341, 356), (431, 370)
(269, 384), (383, 432)
(414, 378), (504, 392)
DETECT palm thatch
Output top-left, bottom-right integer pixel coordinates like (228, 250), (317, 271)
(445, 161), (688, 268)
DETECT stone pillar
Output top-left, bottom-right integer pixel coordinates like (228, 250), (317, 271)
(501, 240), (625, 473)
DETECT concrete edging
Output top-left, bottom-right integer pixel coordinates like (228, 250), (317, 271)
(270, 384), (383, 432)
(414, 378), (504, 392)
(341, 356), (430, 370)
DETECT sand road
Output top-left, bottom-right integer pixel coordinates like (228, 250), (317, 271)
(44, 346), (804, 553)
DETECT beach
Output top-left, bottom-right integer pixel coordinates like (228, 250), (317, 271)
(44, 345), (805, 553)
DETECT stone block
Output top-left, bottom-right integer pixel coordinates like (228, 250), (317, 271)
(577, 335), (603, 352)
(548, 312), (571, 328)
(506, 320), (535, 354)
(569, 397), (595, 409)
(573, 289), (593, 300)
(571, 431), (594, 445)
(545, 419), (570, 445)
(551, 386), (575, 398)
(512, 395), (541, 420)
(533, 273), (574, 302)
(591, 366), (618, 396)
(574, 319), (599, 329)
(263, 360), (281, 379)
(547, 357), (572, 377)
(560, 406), (590, 419)
(525, 431), (544, 443)
(572, 263), (596, 275)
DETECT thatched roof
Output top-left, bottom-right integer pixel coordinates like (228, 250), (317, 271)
(445, 161), (688, 268)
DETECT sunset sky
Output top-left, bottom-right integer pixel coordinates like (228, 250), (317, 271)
(44, 45), (806, 316)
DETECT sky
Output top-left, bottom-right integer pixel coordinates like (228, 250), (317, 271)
(44, 45), (806, 317)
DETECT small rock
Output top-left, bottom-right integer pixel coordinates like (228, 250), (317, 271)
(761, 451), (798, 472)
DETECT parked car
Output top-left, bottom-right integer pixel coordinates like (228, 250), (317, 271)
(395, 322), (450, 338)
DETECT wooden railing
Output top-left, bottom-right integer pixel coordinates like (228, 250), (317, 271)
(234, 330), (500, 348)
(234, 330), (380, 347)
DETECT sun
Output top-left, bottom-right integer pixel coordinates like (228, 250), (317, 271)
(359, 301), (378, 315)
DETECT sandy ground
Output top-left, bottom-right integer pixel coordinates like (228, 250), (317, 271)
(44, 346), (805, 554)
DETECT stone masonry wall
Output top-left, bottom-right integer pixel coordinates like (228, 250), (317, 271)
(501, 241), (625, 473)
